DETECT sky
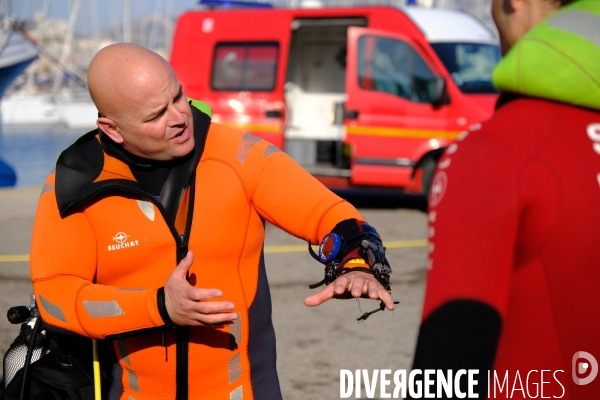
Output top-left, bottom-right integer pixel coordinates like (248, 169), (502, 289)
(9, 0), (199, 36)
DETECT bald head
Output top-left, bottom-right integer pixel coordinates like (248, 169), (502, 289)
(89, 43), (195, 161)
(88, 43), (175, 119)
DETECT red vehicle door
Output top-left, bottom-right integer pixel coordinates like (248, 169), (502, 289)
(171, 10), (291, 149)
(344, 27), (457, 188)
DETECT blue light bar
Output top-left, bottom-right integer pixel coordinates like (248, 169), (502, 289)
(198, 0), (273, 9)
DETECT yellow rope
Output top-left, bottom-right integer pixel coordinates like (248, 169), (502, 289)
(93, 340), (101, 400)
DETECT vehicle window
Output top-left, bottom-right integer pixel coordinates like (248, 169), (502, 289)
(412, 49), (437, 103)
(358, 36), (411, 100)
(431, 43), (500, 94)
(357, 35), (437, 103)
(212, 42), (279, 91)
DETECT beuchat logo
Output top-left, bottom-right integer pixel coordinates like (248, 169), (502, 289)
(572, 351), (598, 386)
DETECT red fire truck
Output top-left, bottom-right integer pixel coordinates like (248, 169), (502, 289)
(170, 3), (500, 196)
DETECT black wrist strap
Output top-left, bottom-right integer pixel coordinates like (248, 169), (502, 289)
(309, 219), (393, 291)
(308, 264), (374, 289)
(157, 287), (174, 325)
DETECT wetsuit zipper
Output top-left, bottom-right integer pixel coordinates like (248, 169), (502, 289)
(176, 177), (195, 400)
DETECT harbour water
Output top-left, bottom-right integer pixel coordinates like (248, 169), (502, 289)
(0, 127), (84, 187)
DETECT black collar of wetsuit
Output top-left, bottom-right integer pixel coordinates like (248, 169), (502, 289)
(495, 92), (524, 110)
(100, 132), (193, 198)
(54, 104), (211, 220)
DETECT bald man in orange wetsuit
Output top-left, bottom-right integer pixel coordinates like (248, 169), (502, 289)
(29, 44), (394, 400)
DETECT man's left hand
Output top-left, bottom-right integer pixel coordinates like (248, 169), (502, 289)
(303, 271), (395, 310)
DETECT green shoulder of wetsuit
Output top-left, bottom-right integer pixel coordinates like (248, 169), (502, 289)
(492, 0), (600, 111)
(188, 97), (212, 117)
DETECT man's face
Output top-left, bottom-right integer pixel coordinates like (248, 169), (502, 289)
(114, 70), (195, 161)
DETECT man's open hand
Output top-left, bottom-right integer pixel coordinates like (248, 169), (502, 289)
(303, 271), (395, 310)
(165, 251), (238, 326)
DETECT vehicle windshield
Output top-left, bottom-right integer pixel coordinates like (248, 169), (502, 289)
(431, 42), (501, 94)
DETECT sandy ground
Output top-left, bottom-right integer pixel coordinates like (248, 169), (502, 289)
(0, 187), (428, 399)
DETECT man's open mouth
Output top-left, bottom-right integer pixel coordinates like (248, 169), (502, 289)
(172, 126), (187, 139)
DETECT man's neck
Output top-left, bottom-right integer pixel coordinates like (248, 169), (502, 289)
(100, 132), (193, 197)
(100, 132), (192, 170)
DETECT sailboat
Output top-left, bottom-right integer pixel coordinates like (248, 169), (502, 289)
(0, 3), (39, 187)
(0, 26), (38, 99)
(0, 0), (97, 129)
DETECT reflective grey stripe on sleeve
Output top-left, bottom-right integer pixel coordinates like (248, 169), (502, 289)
(83, 300), (125, 318)
(236, 133), (261, 165)
(40, 183), (55, 196)
(117, 340), (131, 364)
(263, 145), (281, 158)
(228, 353), (241, 384)
(229, 313), (242, 349)
(115, 288), (146, 292)
(128, 396), (135, 400)
(127, 369), (140, 393)
(548, 10), (600, 47)
(38, 294), (67, 323)
(230, 386), (243, 400)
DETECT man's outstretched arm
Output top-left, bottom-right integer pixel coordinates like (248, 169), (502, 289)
(245, 143), (394, 309)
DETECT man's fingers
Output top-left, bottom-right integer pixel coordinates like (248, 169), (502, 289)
(189, 311), (238, 326)
(171, 250), (195, 280)
(193, 300), (235, 315)
(378, 287), (395, 310)
(180, 250), (194, 269)
(165, 264), (239, 326)
(333, 275), (351, 295)
(304, 272), (396, 310)
(350, 276), (366, 298)
(183, 288), (235, 313)
(367, 280), (380, 299)
(187, 287), (224, 302)
(303, 284), (335, 307)
(178, 311), (238, 327)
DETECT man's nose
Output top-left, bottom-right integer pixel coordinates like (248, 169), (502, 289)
(168, 103), (187, 126)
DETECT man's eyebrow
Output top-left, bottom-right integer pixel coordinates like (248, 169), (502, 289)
(174, 85), (183, 100)
(144, 104), (167, 122)
(143, 86), (183, 122)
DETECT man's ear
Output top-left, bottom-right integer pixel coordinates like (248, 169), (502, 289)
(503, 0), (515, 14)
(97, 117), (124, 144)
(503, 0), (527, 14)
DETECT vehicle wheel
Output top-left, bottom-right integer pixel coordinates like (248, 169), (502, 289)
(420, 156), (437, 202)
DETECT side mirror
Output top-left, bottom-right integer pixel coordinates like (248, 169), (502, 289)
(431, 76), (448, 110)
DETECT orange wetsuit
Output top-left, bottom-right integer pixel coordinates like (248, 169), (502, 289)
(30, 102), (363, 400)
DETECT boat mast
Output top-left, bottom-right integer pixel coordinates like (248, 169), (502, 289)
(123, 0), (131, 42)
(52, 0), (81, 94)
(165, 0), (173, 58)
(1, 0), (11, 31)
